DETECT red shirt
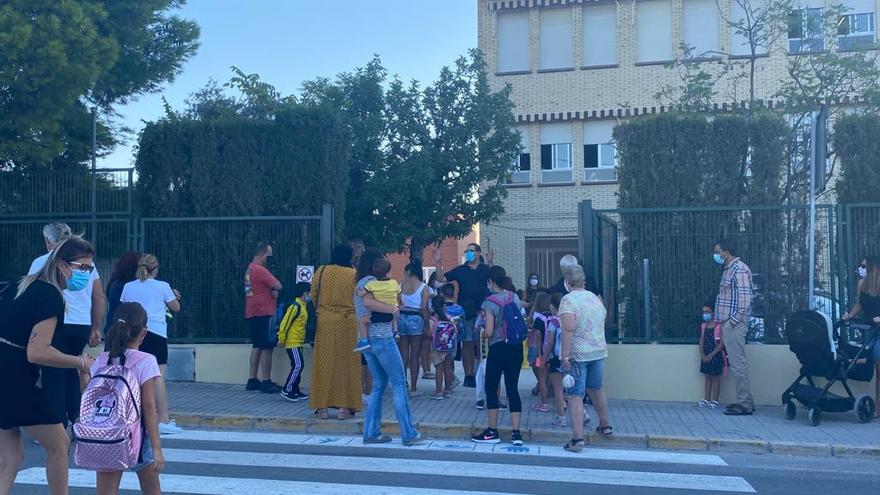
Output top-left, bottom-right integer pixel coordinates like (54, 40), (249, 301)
(245, 262), (280, 318)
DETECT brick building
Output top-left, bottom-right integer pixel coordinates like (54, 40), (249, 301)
(478, 0), (878, 287)
(387, 230), (479, 281)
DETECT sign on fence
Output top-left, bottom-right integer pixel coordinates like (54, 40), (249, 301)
(296, 265), (315, 283)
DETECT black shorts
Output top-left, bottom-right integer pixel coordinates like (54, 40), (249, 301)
(248, 316), (274, 350)
(547, 357), (562, 374)
(139, 331), (168, 366)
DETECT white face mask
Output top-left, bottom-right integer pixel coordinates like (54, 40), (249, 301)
(859, 266), (868, 279)
(529, 279), (538, 287)
(433, 281), (444, 289)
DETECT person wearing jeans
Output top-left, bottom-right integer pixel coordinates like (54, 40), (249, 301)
(357, 249), (423, 446)
(713, 239), (754, 416)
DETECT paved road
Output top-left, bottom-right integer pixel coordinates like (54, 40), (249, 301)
(15, 428), (880, 494)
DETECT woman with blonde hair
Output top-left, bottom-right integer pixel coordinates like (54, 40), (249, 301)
(121, 254), (183, 434)
(1, 236), (97, 495)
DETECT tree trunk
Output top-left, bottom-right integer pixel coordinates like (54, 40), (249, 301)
(408, 238), (425, 265)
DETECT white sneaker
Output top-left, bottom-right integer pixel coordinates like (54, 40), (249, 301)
(159, 420), (184, 435)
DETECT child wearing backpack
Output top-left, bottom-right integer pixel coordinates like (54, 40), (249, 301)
(543, 293), (567, 427)
(429, 295), (458, 400)
(471, 267), (527, 446)
(278, 282), (311, 402)
(529, 292), (552, 413)
(76, 302), (164, 495)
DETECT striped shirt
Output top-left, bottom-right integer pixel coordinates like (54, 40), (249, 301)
(715, 258), (753, 325)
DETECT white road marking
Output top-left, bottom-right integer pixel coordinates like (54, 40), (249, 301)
(152, 447), (755, 492)
(15, 468), (513, 495)
(167, 429), (727, 466)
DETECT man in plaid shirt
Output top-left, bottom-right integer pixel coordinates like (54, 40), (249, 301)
(713, 239), (754, 415)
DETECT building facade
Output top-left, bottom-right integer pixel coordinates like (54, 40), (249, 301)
(478, 0), (878, 286)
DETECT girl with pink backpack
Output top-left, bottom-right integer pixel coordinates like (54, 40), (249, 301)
(76, 302), (164, 495)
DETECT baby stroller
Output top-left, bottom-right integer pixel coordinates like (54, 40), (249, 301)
(782, 310), (877, 426)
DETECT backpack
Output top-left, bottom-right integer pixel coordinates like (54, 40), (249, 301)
(486, 292), (528, 345)
(74, 353), (146, 471)
(267, 302), (286, 346)
(432, 317), (457, 352)
(544, 316), (563, 359)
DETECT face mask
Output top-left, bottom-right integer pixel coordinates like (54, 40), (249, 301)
(433, 281), (444, 290)
(464, 251), (476, 263)
(304, 295), (312, 303)
(713, 253), (725, 265)
(529, 278), (539, 287)
(858, 267), (868, 279)
(702, 313), (713, 322)
(67, 270), (90, 292)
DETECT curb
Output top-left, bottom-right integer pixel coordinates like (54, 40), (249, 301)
(171, 412), (880, 460)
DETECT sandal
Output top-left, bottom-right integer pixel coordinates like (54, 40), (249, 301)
(422, 372), (435, 379)
(564, 438), (586, 452)
(596, 426), (613, 436)
(314, 409), (331, 420)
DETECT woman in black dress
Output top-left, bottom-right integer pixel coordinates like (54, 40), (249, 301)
(0, 236), (97, 495)
(843, 255), (880, 417)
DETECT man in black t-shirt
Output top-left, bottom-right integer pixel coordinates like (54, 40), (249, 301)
(432, 243), (493, 388)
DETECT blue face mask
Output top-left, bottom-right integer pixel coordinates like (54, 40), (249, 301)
(464, 251), (476, 263)
(713, 253), (725, 265)
(702, 313), (713, 322)
(67, 270), (90, 292)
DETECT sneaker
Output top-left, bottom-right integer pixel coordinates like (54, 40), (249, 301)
(511, 431), (524, 446)
(499, 402), (508, 411)
(471, 428), (500, 444)
(364, 434), (393, 444)
(280, 390), (299, 402)
(159, 421), (184, 435)
(463, 375), (477, 388)
(353, 339), (370, 352)
(245, 378), (261, 391)
(442, 391), (453, 399)
(295, 391), (310, 401)
(475, 400), (486, 410)
(261, 381), (282, 394)
(403, 433), (425, 446)
(698, 399), (709, 408)
(430, 392), (445, 400)
(553, 415), (568, 428)
(708, 400), (720, 409)
(533, 403), (550, 413)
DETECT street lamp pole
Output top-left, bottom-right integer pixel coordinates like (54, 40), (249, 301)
(91, 106), (98, 244)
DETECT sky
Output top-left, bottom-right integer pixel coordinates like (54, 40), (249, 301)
(100, 0), (478, 168)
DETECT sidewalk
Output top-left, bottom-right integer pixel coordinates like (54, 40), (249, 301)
(168, 376), (880, 459)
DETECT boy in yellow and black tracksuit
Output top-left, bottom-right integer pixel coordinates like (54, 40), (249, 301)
(279, 282), (310, 401)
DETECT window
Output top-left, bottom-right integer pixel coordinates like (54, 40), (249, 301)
(540, 8), (573, 70)
(637, 0), (673, 62)
(838, 12), (875, 50)
(683, 0), (720, 56)
(508, 125), (531, 184)
(497, 11), (530, 73)
(540, 123), (573, 183)
(730, 0), (770, 56)
(583, 121), (617, 182)
(788, 8), (825, 52)
(582, 4), (617, 66)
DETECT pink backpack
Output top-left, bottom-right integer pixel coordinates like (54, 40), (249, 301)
(74, 353), (146, 471)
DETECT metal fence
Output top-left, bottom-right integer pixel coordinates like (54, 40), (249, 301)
(139, 215), (330, 342)
(588, 204), (837, 344)
(840, 203), (880, 307)
(0, 168), (133, 217)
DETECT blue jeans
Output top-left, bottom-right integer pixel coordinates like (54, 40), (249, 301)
(363, 336), (419, 442)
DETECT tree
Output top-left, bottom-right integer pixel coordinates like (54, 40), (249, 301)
(0, 0), (199, 169)
(302, 51), (520, 261)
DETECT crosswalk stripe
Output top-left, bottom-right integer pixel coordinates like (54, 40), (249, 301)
(157, 447), (755, 492)
(168, 429), (728, 466)
(15, 468), (513, 495)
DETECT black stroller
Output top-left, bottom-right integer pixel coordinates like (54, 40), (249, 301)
(782, 310), (877, 426)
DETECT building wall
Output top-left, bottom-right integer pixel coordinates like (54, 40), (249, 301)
(478, 0), (879, 281)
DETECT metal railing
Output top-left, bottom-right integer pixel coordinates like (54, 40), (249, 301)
(0, 168), (133, 217)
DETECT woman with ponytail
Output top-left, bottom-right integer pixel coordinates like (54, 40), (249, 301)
(90, 302), (164, 494)
(120, 254), (182, 435)
(0, 236), (98, 495)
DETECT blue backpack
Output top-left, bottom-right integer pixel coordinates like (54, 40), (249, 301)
(486, 292), (528, 345)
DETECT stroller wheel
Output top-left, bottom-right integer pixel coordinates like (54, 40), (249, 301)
(808, 407), (821, 426)
(785, 401), (797, 420)
(856, 395), (875, 423)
